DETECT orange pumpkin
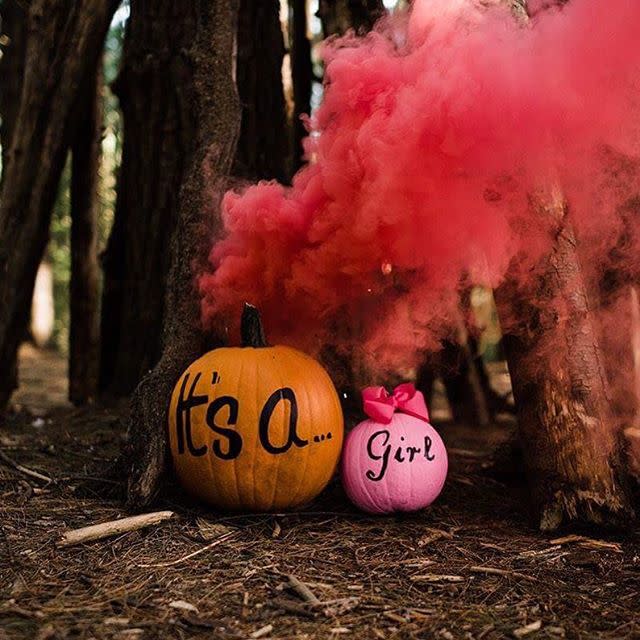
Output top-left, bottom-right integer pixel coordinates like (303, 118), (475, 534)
(168, 304), (344, 511)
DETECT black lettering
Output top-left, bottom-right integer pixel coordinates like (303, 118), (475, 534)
(259, 388), (308, 454)
(206, 396), (242, 460)
(366, 430), (391, 482)
(424, 435), (436, 461)
(176, 372), (209, 456)
(394, 446), (406, 463)
(407, 446), (421, 462)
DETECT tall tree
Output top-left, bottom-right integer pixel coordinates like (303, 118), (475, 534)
(101, 0), (289, 398)
(290, 0), (313, 171)
(0, 0), (27, 183)
(234, 0), (289, 182)
(69, 61), (103, 405)
(125, 0), (241, 509)
(0, 0), (118, 409)
(100, 1), (203, 397)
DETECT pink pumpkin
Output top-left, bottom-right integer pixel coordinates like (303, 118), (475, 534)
(341, 384), (448, 514)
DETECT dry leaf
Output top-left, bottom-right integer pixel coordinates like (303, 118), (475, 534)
(195, 518), (232, 541)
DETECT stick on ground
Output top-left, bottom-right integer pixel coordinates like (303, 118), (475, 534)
(0, 448), (53, 484)
(57, 511), (175, 547)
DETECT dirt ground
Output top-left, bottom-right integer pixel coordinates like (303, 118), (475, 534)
(1, 348), (640, 640)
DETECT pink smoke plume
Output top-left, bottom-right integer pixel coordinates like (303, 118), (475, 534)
(199, 0), (640, 374)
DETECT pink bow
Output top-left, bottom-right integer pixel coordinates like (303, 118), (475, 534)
(362, 383), (429, 424)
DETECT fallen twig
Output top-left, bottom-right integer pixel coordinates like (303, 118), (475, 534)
(138, 529), (237, 568)
(550, 534), (622, 553)
(58, 511), (175, 547)
(409, 574), (465, 583)
(0, 448), (53, 484)
(469, 566), (537, 582)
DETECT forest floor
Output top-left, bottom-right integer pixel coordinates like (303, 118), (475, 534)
(1, 348), (640, 640)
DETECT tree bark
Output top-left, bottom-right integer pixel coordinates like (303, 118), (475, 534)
(0, 0), (27, 183)
(69, 60), (103, 405)
(125, 0), (241, 510)
(100, 1), (208, 397)
(290, 0), (312, 171)
(318, 0), (385, 37)
(234, 0), (289, 182)
(494, 191), (634, 530)
(0, 0), (118, 410)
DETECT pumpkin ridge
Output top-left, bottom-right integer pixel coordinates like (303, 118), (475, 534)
(289, 364), (313, 507)
(230, 354), (245, 508)
(249, 351), (262, 510)
(266, 355), (288, 511)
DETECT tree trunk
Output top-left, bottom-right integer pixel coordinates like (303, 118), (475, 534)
(318, 0), (385, 37)
(0, 0), (118, 410)
(69, 61), (103, 405)
(494, 191), (634, 530)
(290, 0), (312, 171)
(0, 0), (27, 183)
(125, 0), (241, 510)
(0, 0), (27, 395)
(234, 0), (289, 182)
(100, 1), (210, 398)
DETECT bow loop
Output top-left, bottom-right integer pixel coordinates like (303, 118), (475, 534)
(361, 383), (429, 424)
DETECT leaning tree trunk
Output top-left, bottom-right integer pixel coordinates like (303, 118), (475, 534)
(234, 0), (289, 182)
(0, 0), (118, 410)
(126, 0), (241, 509)
(318, 0), (385, 36)
(289, 0), (313, 171)
(494, 190), (634, 530)
(69, 60), (103, 406)
(0, 0), (27, 184)
(100, 1), (208, 397)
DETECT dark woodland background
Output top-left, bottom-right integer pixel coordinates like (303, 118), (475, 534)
(0, 0), (639, 530)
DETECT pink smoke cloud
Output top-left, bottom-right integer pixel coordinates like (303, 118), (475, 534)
(199, 0), (640, 375)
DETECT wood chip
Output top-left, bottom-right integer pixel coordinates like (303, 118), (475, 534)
(250, 624), (273, 638)
(288, 574), (320, 604)
(169, 600), (198, 614)
(513, 620), (542, 637)
(57, 511), (175, 547)
(418, 528), (454, 546)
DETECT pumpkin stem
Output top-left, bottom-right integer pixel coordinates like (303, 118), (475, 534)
(241, 303), (268, 348)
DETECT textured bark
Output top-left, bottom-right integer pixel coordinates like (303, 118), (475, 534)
(494, 193), (634, 530)
(125, 0), (241, 510)
(69, 61), (103, 405)
(290, 0), (312, 171)
(0, 0), (118, 409)
(100, 1), (209, 397)
(234, 0), (289, 182)
(0, 0), (27, 183)
(0, 0), (27, 395)
(318, 0), (385, 36)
